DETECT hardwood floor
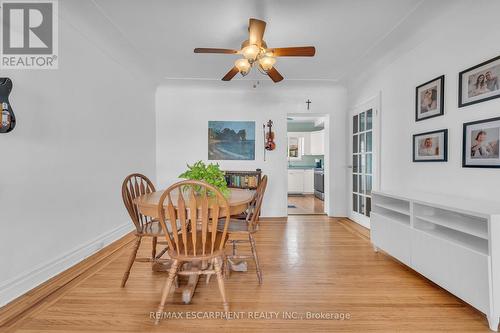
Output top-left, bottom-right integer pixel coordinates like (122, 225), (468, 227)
(288, 194), (324, 215)
(0, 216), (492, 332)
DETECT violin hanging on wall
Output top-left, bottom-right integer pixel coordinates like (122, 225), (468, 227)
(265, 120), (276, 151)
(0, 78), (15, 133)
(263, 120), (276, 161)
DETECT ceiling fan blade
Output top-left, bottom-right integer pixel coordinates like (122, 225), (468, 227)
(248, 18), (266, 47)
(194, 48), (238, 54)
(267, 67), (284, 83)
(268, 46), (316, 57)
(222, 66), (240, 81)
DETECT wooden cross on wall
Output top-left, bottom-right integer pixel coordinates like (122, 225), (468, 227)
(306, 99), (311, 110)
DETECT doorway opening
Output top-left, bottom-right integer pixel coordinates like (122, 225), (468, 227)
(286, 114), (328, 215)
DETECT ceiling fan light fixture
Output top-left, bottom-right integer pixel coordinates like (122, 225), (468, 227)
(241, 44), (260, 62)
(259, 56), (276, 71)
(235, 58), (251, 75)
(194, 18), (316, 82)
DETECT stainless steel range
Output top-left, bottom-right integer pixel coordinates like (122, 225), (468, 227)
(314, 168), (324, 201)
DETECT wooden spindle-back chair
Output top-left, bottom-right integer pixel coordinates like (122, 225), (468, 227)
(246, 175), (268, 231)
(154, 180), (231, 324)
(219, 175), (268, 284)
(121, 173), (167, 287)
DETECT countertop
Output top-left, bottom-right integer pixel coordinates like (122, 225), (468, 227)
(288, 166), (316, 170)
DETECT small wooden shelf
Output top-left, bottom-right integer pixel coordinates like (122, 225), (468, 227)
(224, 169), (262, 190)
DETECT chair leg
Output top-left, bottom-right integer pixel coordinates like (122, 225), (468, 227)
(249, 234), (263, 284)
(214, 257), (229, 313)
(226, 240), (237, 279)
(206, 259), (214, 284)
(121, 236), (142, 287)
(155, 246), (168, 260)
(232, 240), (237, 256)
(155, 259), (180, 325)
(152, 237), (157, 259)
(223, 254), (230, 279)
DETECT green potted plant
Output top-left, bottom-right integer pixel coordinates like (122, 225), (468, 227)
(178, 161), (230, 197)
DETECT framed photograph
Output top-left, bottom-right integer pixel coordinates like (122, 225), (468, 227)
(462, 117), (500, 168)
(413, 129), (448, 162)
(208, 121), (255, 160)
(459, 55), (500, 107)
(415, 75), (445, 121)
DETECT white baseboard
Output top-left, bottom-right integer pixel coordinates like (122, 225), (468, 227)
(349, 217), (371, 229)
(0, 222), (133, 307)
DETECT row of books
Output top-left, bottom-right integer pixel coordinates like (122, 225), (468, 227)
(225, 174), (259, 189)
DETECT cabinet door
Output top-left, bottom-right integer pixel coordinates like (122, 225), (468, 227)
(303, 169), (314, 193)
(371, 212), (411, 265)
(310, 132), (319, 155)
(302, 133), (311, 155)
(318, 131), (325, 154)
(411, 229), (490, 313)
(310, 130), (325, 155)
(288, 170), (304, 193)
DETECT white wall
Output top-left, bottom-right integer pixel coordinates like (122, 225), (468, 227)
(348, 0), (500, 202)
(0, 13), (156, 305)
(156, 80), (347, 217)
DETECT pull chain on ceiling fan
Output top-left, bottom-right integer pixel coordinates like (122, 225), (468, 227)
(194, 18), (316, 83)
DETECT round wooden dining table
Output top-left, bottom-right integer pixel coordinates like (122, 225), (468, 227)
(133, 187), (255, 304)
(133, 187), (255, 219)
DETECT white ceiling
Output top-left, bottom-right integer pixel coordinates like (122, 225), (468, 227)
(81, 0), (450, 83)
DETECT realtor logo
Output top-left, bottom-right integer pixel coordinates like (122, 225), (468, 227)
(1, 0), (58, 69)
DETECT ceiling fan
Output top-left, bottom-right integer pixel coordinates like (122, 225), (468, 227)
(194, 18), (316, 83)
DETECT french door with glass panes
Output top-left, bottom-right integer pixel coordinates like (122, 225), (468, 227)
(349, 101), (379, 228)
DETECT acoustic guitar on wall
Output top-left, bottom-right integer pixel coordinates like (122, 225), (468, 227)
(0, 78), (15, 133)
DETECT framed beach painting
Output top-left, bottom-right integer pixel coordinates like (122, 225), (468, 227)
(208, 121), (255, 160)
(415, 75), (445, 121)
(463, 117), (500, 168)
(459, 55), (500, 107)
(413, 129), (448, 162)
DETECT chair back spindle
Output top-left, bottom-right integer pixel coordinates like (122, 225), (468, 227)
(246, 175), (268, 231)
(122, 173), (156, 233)
(158, 180), (231, 259)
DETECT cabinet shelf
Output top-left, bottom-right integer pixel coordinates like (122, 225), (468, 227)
(371, 211), (409, 226)
(414, 224), (488, 256)
(374, 202), (410, 216)
(415, 214), (488, 240)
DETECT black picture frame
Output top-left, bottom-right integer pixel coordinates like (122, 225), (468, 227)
(462, 116), (500, 168)
(459, 55), (500, 108)
(413, 129), (448, 162)
(415, 75), (445, 122)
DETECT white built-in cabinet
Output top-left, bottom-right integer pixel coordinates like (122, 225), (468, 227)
(287, 130), (324, 159)
(310, 130), (324, 155)
(287, 169), (314, 194)
(304, 134), (311, 155)
(371, 190), (500, 331)
(303, 169), (314, 193)
(287, 170), (304, 193)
